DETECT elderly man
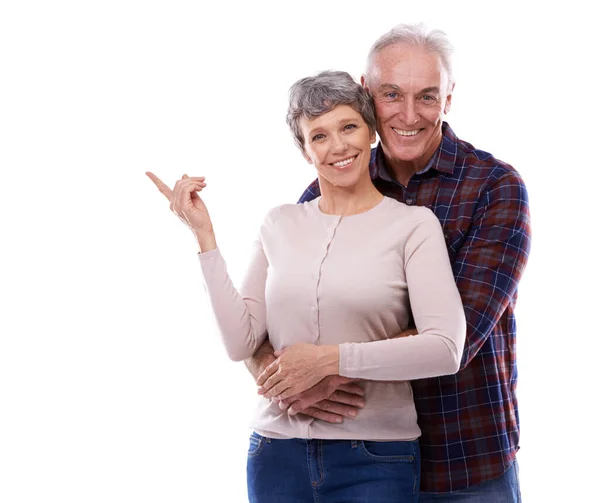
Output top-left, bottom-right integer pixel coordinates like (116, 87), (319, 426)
(248, 23), (531, 501)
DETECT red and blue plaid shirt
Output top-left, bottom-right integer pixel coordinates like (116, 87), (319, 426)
(298, 122), (532, 493)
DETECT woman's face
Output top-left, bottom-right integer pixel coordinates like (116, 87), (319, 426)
(299, 104), (376, 191)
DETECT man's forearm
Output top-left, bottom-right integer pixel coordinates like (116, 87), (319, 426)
(244, 339), (276, 380)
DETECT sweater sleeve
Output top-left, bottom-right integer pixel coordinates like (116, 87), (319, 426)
(198, 232), (269, 362)
(338, 209), (466, 380)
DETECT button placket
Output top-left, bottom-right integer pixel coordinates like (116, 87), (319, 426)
(312, 216), (342, 344)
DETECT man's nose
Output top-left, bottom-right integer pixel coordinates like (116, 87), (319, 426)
(397, 99), (419, 126)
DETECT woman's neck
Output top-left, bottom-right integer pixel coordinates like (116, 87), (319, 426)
(318, 181), (384, 216)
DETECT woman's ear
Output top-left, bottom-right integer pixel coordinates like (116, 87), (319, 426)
(302, 150), (312, 164)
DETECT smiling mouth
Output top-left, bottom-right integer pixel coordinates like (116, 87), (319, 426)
(392, 128), (422, 137)
(331, 155), (357, 168)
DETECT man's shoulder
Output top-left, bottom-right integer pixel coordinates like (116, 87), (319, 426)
(453, 134), (524, 186)
(297, 181), (320, 203)
(445, 139), (529, 219)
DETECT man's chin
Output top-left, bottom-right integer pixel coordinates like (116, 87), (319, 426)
(386, 145), (423, 163)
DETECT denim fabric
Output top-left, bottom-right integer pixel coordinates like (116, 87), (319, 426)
(419, 459), (521, 502)
(246, 432), (420, 502)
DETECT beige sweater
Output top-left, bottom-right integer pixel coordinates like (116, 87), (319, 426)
(198, 196), (466, 440)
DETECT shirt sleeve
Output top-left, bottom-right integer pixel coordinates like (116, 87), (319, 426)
(453, 171), (531, 368)
(198, 230), (270, 362)
(339, 209), (467, 380)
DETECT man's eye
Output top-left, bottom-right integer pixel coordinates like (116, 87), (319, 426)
(422, 95), (436, 101)
(385, 92), (398, 99)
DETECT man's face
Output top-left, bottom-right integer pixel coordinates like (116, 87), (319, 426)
(364, 43), (453, 171)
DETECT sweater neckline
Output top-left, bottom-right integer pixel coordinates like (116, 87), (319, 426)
(310, 196), (389, 220)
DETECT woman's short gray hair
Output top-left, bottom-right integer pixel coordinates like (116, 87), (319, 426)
(365, 23), (454, 88)
(286, 70), (376, 152)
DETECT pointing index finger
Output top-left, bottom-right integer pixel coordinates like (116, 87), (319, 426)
(146, 171), (173, 201)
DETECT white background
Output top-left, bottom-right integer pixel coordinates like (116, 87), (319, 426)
(1, 0), (598, 501)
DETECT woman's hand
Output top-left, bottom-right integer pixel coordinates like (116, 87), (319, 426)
(256, 343), (339, 400)
(146, 172), (213, 235)
(146, 171), (213, 234)
(146, 172), (216, 252)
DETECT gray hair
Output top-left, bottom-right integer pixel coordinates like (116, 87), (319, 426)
(286, 70), (376, 152)
(365, 23), (454, 88)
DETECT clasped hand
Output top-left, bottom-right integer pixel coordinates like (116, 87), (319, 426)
(256, 343), (339, 400)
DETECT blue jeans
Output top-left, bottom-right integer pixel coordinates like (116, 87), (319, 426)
(247, 432), (420, 502)
(419, 459), (521, 502)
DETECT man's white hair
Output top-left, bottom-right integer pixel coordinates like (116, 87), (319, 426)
(365, 23), (455, 88)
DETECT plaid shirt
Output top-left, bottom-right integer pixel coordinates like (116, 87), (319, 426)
(298, 122), (532, 493)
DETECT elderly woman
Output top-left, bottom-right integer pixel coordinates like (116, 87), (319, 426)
(147, 71), (465, 502)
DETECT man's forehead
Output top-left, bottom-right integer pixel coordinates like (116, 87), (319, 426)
(377, 42), (436, 59)
(368, 45), (446, 85)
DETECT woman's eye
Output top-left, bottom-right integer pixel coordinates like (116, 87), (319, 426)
(312, 133), (325, 141)
(343, 124), (357, 131)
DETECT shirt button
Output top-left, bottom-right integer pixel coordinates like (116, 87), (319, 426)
(405, 198), (413, 205)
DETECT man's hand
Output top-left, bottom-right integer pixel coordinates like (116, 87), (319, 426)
(245, 340), (276, 380)
(256, 343), (338, 400)
(276, 376), (365, 423)
(271, 328), (414, 422)
(394, 328), (418, 338)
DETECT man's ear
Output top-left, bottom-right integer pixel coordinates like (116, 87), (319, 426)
(444, 82), (455, 115)
(361, 74), (369, 93)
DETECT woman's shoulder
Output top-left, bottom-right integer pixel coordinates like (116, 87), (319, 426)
(384, 197), (436, 219)
(261, 200), (317, 229)
(266, 200), (314, 219)
(382, 198), (443, 236)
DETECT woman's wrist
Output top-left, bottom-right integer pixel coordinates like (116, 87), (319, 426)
(193, 229), (217, 253)
(319, 345), (340, 377)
